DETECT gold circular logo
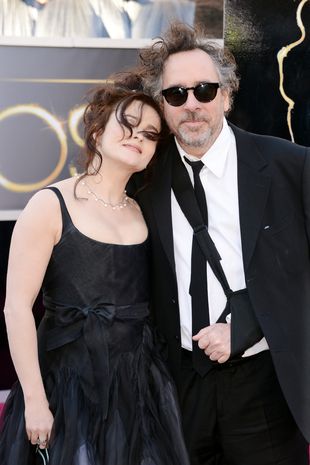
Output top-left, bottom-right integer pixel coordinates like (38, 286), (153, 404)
(0, 104), (68, 192)
(68, 104), (86, 148)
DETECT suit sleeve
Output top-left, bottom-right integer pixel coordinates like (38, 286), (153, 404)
(302, 147), (310, 248)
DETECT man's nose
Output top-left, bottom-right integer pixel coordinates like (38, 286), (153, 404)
(183, 90), (201, 110)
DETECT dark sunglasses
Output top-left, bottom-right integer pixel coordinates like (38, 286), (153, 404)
(162, 82), (220, 107)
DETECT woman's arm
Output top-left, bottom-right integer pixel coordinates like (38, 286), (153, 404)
(4, 189), (61, 446)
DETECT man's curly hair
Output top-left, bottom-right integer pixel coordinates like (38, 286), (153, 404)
(139, 22), (239, 113)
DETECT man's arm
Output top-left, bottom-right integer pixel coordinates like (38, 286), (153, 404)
(302, 147), (310, 246)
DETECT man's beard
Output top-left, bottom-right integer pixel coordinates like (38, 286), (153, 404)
(175, 112), (212, 147)
(177, 120), (212, 148)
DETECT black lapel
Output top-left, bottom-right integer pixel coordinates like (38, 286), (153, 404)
(151, 137), (177, 273)
(230, 123), (272, 271)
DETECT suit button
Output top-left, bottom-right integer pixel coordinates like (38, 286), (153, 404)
(171, 298), (176, 304)
(175, 335), (180, 341)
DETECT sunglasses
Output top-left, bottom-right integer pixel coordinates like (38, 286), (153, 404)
(162, 82), (220, 107)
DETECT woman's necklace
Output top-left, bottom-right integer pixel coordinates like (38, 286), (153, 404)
(81, 178), (129, 210)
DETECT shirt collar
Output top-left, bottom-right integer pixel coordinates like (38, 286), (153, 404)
(175, 118), (233, 178)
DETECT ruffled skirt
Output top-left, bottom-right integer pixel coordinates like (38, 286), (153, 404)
(0, 307), (189, 465)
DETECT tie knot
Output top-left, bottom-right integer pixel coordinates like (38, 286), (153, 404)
(184, 157), (204, 175)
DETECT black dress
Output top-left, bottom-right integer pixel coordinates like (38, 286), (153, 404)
(0, 187), (189, 465)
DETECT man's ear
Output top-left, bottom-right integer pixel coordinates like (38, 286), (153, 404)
(221, 88), (231, 114)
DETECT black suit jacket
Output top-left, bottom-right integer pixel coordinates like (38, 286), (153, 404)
(133, 123), (310, 443)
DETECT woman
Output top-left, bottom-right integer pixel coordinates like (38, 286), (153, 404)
(0, 78), (189, 465)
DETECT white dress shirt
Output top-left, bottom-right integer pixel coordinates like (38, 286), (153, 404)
(171, 118), (268, 356)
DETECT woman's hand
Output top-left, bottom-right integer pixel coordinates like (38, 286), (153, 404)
(25, 397), (54, 449)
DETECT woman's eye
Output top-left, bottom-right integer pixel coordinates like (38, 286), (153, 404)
(140, 131), (160, 141)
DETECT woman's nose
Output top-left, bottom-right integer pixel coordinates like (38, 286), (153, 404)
(133, 130), (143, 141)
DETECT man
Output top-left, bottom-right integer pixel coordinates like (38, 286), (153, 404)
(133, 22), (310, 464)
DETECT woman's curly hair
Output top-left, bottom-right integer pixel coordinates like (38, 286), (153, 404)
(74, 72), (169, 194)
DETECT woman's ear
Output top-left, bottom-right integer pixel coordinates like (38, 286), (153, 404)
(93, 131), (102, 148)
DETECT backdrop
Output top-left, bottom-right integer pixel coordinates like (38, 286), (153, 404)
(1, 0), (310, 392)
(0, 39), (141, 389)
(0, 40), (140, 217)
(225, 0), (310, 146)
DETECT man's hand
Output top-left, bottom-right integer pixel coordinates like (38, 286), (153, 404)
(192, 323), (231, 364)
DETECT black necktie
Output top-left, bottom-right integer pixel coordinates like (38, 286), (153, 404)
(184, 158), (210, 375)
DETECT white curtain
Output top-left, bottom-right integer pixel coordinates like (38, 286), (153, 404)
(0, 0), (196, 38)
(89, 0), (131, 38)
(124, 0), (196, 38)
(0, 0), (33, 36)
(35, 0), (102, 37)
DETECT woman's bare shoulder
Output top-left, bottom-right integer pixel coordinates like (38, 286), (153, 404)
(14, 179), (74, 240)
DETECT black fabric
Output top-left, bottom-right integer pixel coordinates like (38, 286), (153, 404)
(172, 153), (263, 361)
(184, 158), (210, 375)
(223, 289), (263, 357)
(171, 153), (225, 288)
(0, 187), (190, 465)
(178, 349), (308, 465)
(184, 159), (208, 224)
(132, 129), (310, 444)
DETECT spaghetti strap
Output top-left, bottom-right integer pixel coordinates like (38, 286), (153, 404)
(43, 186), (72, 231)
